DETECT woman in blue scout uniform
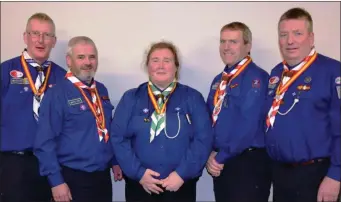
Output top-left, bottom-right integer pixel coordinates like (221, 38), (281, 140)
(111, 41), (213, 202)
(34, 36), (122, 202)
(0, 13), (66, 202)
(206, 22), (271, 202)
(265, 7), (340, 202)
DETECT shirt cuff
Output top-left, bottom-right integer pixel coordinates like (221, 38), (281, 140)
(215, 151), (228, 164)
(327, 164), (341, 182)
(48, 171), (65, 187)
(136, 167), (147, 181)
(112, 156), (118, 166)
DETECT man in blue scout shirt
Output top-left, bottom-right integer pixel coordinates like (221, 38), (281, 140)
(0, 13), (66, 202)
(265, 7), (341, 202)
(33, 36), (122, 202)
(206, 22), (271, 202)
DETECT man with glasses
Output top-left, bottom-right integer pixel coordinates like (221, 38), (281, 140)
(0, 12), (66, 202)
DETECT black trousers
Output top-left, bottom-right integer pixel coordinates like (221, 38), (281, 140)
(0, 151), (52, 202)
(272, 158), (339, 202)
(61, 166), (112, 202)
(213, 148), (272, 202)
(124, 175), (198, 202)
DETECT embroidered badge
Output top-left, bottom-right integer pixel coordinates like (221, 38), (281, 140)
(68, 98), (83, 106)
(230, 83), (239, 89)
(24, 87), (29, 92)
(48, 84), (55, 88)
(10, 70), (24, 78)
(252, 79), (260, 88)
(143, 108), (149, 114)
(268, 90), (274, 96)
(80, 104), (87, 111)
(269, 76), (279, 84)
(304, 76), (312, 83)
(101, 96), (110, 100)
(335, 77), (341, 85)
(297, 85), (311, 91)
(10, 78), (29, 85)
(211, 82), (219, 90)
(175, 107), (181, 111)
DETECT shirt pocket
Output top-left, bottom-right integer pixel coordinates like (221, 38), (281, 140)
(165, 107), (193, 140)
(129, 109), (150, 136)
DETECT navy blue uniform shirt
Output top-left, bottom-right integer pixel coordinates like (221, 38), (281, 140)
(1, 56), (66, 151)
(207, 61), (269, 164)
(265, 53), (341, 181)
(33, 78), (117, 187)
(110, 82), (213, 181)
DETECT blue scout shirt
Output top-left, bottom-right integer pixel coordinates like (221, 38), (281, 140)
(265, 53), (341, 181)
(110, 82), (213, 181)
(33, 78), (117, 187)
(207, 61), (269, 164)
(1, 56), (66, 151)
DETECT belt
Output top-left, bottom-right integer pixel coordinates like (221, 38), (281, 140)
(284, 157), (329, 167)
(0, 150), (34, 156)
(214, 147), (265, 153)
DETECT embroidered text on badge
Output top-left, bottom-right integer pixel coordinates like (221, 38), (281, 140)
(10, 78), (29, 85)
(68, 98), (83, 106)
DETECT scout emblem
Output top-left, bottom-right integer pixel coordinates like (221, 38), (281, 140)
(143, 108), (149, 114)
(252, 79), (260, 88)
(304, 76), (312, 83)
(80, 104), (87, 111)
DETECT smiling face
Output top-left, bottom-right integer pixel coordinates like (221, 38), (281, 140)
(278, 18), (314, 66)
(66, 42), (98, 83)
(24, 18), (56, 64)
(219, 29), (251, 67)
(147, 48), (177, 88)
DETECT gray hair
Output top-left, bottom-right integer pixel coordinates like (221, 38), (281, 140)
(66, 36), (98, 56)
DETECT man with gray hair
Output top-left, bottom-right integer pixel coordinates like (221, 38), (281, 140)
(0, 12), (66, 202)
(34, 36), (122, 202)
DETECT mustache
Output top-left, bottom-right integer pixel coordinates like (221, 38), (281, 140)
(80, 65), (93, 70)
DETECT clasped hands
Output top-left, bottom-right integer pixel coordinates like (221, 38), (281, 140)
(139, 169), (184, 194)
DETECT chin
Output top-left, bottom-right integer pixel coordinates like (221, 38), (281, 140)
(33, 52), (48, 60)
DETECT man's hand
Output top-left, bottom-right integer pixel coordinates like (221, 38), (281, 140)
(139, 169), (163, 195)
(206, 151), (224, 177)
(317, 176), (340, 202)
(51, 183), (72, 202)
(161, 171), (184, 192)
(112, 165), (123, 181)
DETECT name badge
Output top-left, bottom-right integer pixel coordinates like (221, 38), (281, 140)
(68, 98), (83, 106)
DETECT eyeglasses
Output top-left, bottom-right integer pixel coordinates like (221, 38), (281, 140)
(27, 31), (55, 40)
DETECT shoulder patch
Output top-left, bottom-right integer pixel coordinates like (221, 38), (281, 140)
(335, 76), (341, 85)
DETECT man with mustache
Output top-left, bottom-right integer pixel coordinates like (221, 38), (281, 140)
(0, 13), (66, 202)
(34, 36), (122, 202)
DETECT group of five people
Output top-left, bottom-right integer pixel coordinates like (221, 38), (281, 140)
(0, 6), (340, 202)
